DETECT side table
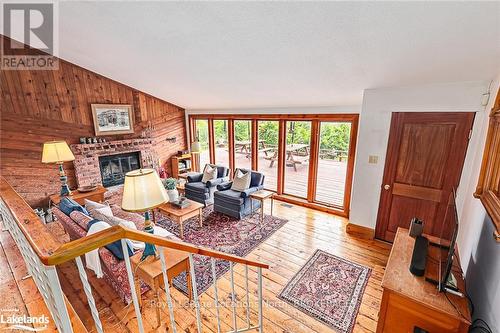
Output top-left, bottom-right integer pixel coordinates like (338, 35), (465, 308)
(249, 190), (275, 223)
(130, 248), (192, 328)
(49, 185), (107, 205)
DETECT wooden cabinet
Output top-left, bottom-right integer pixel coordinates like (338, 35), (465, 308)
(376, 228), (471, 333)
(171, 154), (199, 178)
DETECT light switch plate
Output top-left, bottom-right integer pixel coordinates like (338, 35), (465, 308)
(368, 155), (378, 164)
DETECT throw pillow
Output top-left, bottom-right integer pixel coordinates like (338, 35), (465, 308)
(117, 218), (137, 230)
(59, 197), (89, 216)
(201, 164), (218, 183)
(111, 205), (145, 229)
(86, 219), (134, 260)
(154, 225), (175, 239)
(109, 218), (143, 250)
(84, 199), (107, 213)
(92, 206), (114, 221)
(105, 214), (137, 229)
(231, 169), (251, 192)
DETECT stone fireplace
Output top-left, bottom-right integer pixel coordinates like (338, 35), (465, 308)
(71, 138), (157, 188)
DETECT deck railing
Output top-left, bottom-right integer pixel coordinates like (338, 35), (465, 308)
(0, 177), (267, 333)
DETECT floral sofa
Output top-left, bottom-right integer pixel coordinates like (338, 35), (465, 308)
(53, 204), (176, 304)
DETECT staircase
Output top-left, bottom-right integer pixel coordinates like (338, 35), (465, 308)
(0, 177), (267, 333)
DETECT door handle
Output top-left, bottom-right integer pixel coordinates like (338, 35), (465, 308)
(384, 184), (391, 190)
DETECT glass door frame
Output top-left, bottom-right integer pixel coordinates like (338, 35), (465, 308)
(190, 118), (214, 172)
(232, 119), (255, 172)
(255, 119), (281, 192)
(281, 120), (315, 200)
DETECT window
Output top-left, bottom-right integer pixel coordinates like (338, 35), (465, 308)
(234, 120), (252, 170)
(189, 114), (358, 217)
(257, 120), (279, 191)
(283, 121), (312, 199)
(194, 119), (210, 169)
(214, 119), (229, 166)
(315, 122), (352, 207)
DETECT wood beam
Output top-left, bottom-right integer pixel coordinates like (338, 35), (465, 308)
(228, 119), (235, 178)
(307, 120), (320, 202)
(208, 118), (215, 164)
(342, 115), (359, 217)
(251, 119), (258, 170)
(277, 120), (286, 195)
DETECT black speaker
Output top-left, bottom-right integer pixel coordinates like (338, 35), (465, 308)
(410, 235), (429, 276)
(414, 327), (429, 333)
(409, 217), (424, 238)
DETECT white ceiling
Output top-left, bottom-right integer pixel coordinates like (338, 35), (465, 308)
(52, 2), (500, 109)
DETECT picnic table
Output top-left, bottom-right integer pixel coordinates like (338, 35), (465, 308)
(264, 143), (310, 171)
(235, 140), (267, 158)
(319, 149), (348, 161)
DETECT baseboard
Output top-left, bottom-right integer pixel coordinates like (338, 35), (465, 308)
(273, 194), (348, 218)
(346, 223), (375, 240)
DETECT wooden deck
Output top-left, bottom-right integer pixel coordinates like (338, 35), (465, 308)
(202, 148), (347, 207)
(0, 203), (390, 333)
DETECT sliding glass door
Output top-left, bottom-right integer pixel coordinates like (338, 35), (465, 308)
(283, 121), (312, 198)
(234, 120), (252, 170)
(189, 114), (358, 216)
(194, 119), (210, 169)
(257, 120), (279, 191)
(315, 121), (352, 207)
(213, 119), (229, 166)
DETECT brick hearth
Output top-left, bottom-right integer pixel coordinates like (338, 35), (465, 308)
(71, 138), (157, 188)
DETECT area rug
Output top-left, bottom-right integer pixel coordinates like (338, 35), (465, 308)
(278, 249), (371, 333)
(155, 205), (287, 295)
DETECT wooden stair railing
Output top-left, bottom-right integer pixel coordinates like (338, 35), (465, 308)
(0, 177), (267, 333)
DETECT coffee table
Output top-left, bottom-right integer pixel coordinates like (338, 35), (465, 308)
(131, 248), (192, 327)
(157, 200), (204, 239)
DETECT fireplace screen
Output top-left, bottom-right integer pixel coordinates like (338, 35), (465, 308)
(99, 152), (140, 187)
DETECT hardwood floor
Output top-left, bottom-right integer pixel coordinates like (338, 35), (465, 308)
(0, 201), (390, 333)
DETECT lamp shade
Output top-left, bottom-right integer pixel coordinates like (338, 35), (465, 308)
(191, 141), (201, 153)
(121, 169), (168, 212)
(42, 141), (75, 163)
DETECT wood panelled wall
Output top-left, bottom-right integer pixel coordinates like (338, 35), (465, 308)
(0, 36), (187, 207)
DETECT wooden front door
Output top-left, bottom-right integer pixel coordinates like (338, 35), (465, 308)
(375, 112), (475, 242)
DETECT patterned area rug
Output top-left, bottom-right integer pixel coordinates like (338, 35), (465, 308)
(278, 250), (371, 333)
(155, 205), (287, 295)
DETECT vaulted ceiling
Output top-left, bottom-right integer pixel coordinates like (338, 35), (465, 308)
(35, 2), (500, 108)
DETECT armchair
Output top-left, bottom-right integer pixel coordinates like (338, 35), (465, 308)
(185, 164), (230, 206)
(214, 168), (265, 219)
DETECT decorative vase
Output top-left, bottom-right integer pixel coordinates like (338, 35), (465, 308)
(167, 189), (179, 202)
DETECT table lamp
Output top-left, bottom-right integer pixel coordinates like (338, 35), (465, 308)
(42, 141), (75, 196)
(191, 139), (201, 153)
(121, 168), (168, 261)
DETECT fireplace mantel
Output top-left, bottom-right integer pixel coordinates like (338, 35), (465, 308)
(71, 138), (157, 188)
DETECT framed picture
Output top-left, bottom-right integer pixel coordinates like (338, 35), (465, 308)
(91, 104), (134, 136)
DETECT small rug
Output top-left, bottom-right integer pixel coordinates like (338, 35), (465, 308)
(155, 205), (287, 295)
(278, 249), (371, 333)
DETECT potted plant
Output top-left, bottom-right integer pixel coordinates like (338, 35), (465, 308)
(163, 178), (179, 202)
